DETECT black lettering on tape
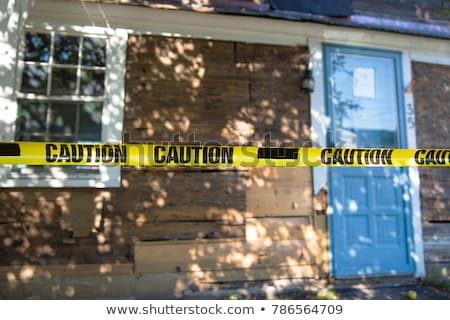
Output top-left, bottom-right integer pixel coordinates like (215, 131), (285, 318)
(44, 144), (127, 164)
(257, 148), (298, 160)
(0, 143), (20, 157)
(415, 149), (449, 165)
(152, 145), (233, 165)
(58, 144), (70, 162)
(179, 146), (190, 164)
(222, 147), (233, 164)
(71, 145), (84, 163)
(208, 146), (220, 164)
(321, 148), (394, 165)
(321, 148), (332, 164)
(46, 144), (57, 162)
(192, 146), (201, 163)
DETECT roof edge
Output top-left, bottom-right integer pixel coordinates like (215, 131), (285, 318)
(102, 1), (450, 40)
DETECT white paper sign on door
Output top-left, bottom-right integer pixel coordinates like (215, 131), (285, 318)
(353, 67), (375, 98)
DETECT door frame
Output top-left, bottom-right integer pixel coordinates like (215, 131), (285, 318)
(309, 41), (425, 277)
(324, 43), (415, 277)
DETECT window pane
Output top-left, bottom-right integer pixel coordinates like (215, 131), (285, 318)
(80, 70), (105, 96)
(21, 65), (48, 94)
(53, 35), (80, 65)
(329, 53), (399, 148)
(24, 33), (50, 62)
(51, 67), (77, 95)
(82, 37), (106, 66)
(49, 102), (77, 139)
(78, 102), (102, 141)
(15, 101), (48, 141)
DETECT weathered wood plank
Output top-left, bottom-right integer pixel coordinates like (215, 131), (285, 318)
(110, 195), (246, 214)
(112, 170), (247, 218)
(245, 217), (312, 241)
(237, 42), (308, 63)
(0, 263), (316, 299)
(247, 186), (313, 217)
(193, 264), (318, 283)
(128, 221), (244, 241)
(413, 61), (450, 224)
(424, 245), (450, 262)
(135, 239), (315, 274)
(127, 63), (249, 82)
(422, 223), (450, 239)
(0, 263), (133, 280)
(423, 224), (450, 258)
(247, 167), (312, 188)
(0, 189), (100, 238)
(124, 101), (245, 120)
(121, 206), (245, 224)
(0, 242), (131, 266)
(313, 214), (330, 275)
(127, 79), (249, 93)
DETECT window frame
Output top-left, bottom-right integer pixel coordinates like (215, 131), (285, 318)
(0, 26), (127, 188)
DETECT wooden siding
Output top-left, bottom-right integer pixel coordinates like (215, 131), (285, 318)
(124, 35), (318, 283)
(413, 61), (450, 222)
(422, 224), (450, 280)
(0, 35), (317, 297)
(134, 239), (316, 274)
(413, 61), (450, 280)
(0, 189), (125, 266)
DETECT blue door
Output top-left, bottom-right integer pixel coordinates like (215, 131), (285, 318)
(324, 44), (415, 277)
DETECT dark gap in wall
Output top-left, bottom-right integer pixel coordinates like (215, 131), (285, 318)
(248, 81), (252, 105)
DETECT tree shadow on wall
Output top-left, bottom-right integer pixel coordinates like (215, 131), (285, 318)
(1, 34), (325, 299)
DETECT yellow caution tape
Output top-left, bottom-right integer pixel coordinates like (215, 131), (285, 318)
(0, 142), (449, 167)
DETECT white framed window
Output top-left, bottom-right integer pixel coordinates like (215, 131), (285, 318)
(0, 26), (127, 187)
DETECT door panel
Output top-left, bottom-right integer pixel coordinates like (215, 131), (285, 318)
(324, 45), (414, 277)
(331, 167), (412, 276)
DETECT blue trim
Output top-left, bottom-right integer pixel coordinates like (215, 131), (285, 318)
(322, 43), (416, 277)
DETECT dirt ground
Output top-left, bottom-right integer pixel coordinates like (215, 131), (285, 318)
(332, 284), (450, 300)
(185, 279), (450, 300)
(274, 284), (450, 300)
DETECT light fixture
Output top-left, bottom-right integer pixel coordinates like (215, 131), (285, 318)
(301, 69), (314, 93)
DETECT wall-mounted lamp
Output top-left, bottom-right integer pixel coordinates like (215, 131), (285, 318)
(301, 69), (314, 93)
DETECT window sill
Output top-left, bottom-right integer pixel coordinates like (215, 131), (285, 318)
(0, 166), (121, 188)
